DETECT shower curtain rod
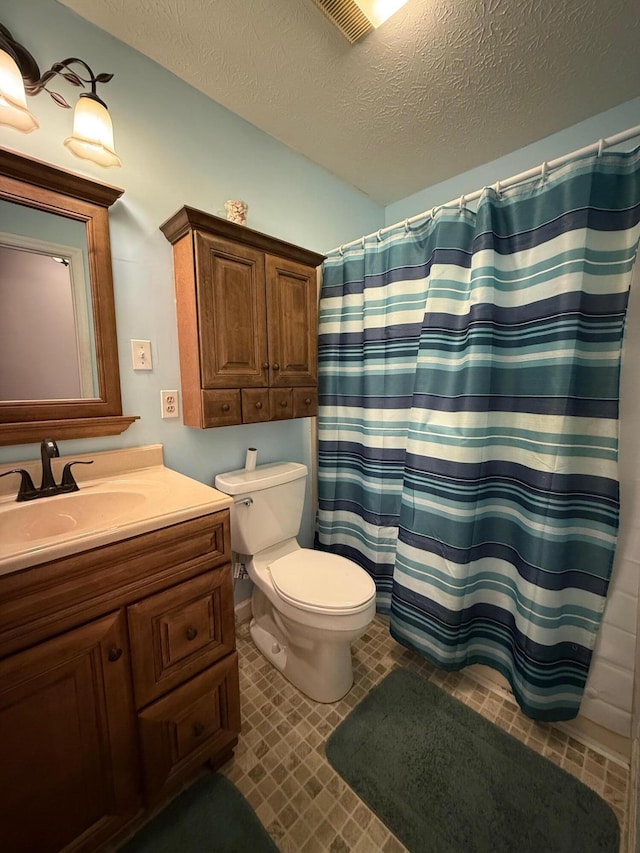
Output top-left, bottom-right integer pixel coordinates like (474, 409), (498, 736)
(330, 123), (640, 255)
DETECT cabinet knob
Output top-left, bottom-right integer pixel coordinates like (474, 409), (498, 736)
(305, 397), (311, 405)
(186, 627), (198, 641)
(255, 401), (262, 409)
(107, 647), (123, 662)
(222, 403), (230, 412)
(280, 400), (288, 408)
(193, 722), (205, 738)
(273, 363), (280, 371)
(262, 362), (269, 370)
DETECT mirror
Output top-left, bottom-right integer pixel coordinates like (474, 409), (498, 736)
(0, 147), (138, 445)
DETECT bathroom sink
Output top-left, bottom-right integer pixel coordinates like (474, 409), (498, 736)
(0, 445), (233, 576)
(0, 490), (147, 544)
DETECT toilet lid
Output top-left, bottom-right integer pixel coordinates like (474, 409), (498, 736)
(269, 549), (376, 614)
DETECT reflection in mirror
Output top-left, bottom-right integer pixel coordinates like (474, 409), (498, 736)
(0, 202), (98, 400)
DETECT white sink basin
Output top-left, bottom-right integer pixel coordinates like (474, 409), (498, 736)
(0, 491), (148, 544)
(0, 447), (233, 576)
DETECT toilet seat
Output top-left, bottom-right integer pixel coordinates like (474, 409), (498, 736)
(268, 549), (376, 615)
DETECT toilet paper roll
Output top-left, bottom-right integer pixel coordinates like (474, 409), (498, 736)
(245, 447), (257, 471)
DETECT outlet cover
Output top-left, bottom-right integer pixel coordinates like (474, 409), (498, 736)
(161, 389), (179, 418)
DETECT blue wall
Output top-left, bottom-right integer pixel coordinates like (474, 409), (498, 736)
(0, 0), (383, 547)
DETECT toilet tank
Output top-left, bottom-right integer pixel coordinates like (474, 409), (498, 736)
(215, 462), (307, 555)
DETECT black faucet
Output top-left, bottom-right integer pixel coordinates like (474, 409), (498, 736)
(0, 439), (94, 502)
(39, 438), (60, 495)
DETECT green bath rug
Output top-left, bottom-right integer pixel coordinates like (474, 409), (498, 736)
(326, 668), (619, 853)
(119, 773), (278, 853)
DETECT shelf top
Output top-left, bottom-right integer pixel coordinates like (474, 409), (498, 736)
(159, 205), (326, 267)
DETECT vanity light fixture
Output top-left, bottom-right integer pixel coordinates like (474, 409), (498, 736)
(0, 22), (121, 167)
(311, 0), (409, 43)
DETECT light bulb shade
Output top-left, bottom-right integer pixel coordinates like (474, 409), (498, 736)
(0, 48), (38, 133)
(356, 0), (409, 27)
(64, 93), (121, 167)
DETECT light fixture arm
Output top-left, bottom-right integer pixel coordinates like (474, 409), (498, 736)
(0, 23), (113, 109)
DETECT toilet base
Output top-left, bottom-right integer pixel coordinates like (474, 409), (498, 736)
(249, 588), (362, 703)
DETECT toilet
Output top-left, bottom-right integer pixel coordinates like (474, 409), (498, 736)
(215, 461), (376, 703)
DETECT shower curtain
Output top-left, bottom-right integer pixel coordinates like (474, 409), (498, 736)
(316, 145), (640, 720)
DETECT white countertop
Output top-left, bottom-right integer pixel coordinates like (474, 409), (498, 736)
(0, 445), (232, 575)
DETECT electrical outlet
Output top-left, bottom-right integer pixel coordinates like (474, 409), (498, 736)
(161, 390), (179, 418)
(131, 339), (153, 370)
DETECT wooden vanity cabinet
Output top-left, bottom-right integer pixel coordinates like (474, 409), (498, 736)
(0, 508), (239, 853)
(160, 206), (325, 428)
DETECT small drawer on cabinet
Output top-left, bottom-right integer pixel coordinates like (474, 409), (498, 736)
(138, 652), (240, 802)
(270, 388), (293, 420)
(128, 568), (235, 707)
(293, 387), (318, 418)
(201, 389), (241, 427)
(241, 388), (271, 423)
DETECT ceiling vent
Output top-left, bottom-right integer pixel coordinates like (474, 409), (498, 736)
(310, 0), (374, 43)
(311, 0), (409, 43)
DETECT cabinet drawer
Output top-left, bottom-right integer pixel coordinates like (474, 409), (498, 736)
(201, 389), (242, 427)
(138, 652), (240, 802)
(128, 567), (235, 707)
(241, 388), (271, 423)
(270, 387), (293, 420)
(293, 387), (318, 418)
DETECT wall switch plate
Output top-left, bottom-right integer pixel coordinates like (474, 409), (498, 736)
(161, 390), (179, 418)
(131, 339), (153, 370)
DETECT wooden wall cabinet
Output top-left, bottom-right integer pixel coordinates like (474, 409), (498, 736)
(0, 509), (239, 853)
(160, 207), (325, 428)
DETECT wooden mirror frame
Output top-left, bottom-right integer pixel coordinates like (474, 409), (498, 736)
(0, 147), (138, 445)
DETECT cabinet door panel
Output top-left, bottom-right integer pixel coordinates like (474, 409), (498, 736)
(266, 256), (318, 387)
(196, 233), (268, 387)
(0, 611), (138, 853)
(138, 652), (240, 803)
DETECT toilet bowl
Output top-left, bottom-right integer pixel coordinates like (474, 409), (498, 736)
(215, 462), (376, 702)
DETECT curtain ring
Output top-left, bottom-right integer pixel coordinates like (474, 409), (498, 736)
(540, 161), (547, 184)
(404, 218), (410, 233)
(339, 245), (344, 256)
(597, 138), (604, 157)
(459, 194), (466, 209)
(377, 229), (383, 242)
(361, 236), (365, 248)
(494, 180), (501, 195)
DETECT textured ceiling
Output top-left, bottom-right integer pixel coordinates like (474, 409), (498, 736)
(59, 0), (640, 204)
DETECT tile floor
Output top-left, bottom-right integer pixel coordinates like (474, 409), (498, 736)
(221, 614), (630, 852)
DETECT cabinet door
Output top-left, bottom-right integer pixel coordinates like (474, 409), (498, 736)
(195, 232), (268, 388)
(266, 255), (318, 387)
(0, 611), (138, 853)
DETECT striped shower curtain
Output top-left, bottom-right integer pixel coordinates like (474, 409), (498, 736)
(316, 146), (640, 720)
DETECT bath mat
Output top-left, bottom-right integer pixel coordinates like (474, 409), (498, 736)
(119, 773), (278, 853)
(326, 668), (619, 853)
